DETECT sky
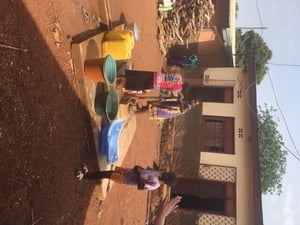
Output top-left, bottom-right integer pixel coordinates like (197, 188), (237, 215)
(236, 0), (300, 224)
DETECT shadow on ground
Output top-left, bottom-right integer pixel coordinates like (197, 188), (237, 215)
(0, 1), (100, 224)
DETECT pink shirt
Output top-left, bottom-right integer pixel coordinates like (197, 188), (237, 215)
(153, 72), (183, 91)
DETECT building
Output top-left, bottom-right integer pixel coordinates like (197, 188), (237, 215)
(153, 0), (263, 223)
(165, 55), (263, 225)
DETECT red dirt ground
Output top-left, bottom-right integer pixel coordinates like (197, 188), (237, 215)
(1, 0), (164, 225)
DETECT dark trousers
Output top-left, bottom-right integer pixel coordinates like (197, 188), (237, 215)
(83, 171), (114, 179)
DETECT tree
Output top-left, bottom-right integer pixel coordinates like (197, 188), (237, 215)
(235, 29), (272, 84)
(257, 104), (287, 195)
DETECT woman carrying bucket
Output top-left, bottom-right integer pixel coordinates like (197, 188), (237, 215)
(148, 97), (199, 120)
(125, 90), (199, 120)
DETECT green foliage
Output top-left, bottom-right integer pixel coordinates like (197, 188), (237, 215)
(235, 29), (272, 84)
(257, 104), (287, 195)
(235, 3), (239, 18)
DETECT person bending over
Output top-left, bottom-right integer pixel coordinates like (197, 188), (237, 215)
(76, 164), (177, 191)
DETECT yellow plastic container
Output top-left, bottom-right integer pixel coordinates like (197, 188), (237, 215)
(101, 40), (132, 60)
(101, 29), (135, 60)
(104, 29), (135, 49)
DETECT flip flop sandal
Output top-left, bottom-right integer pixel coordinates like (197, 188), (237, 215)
(81, 6), (89, 23)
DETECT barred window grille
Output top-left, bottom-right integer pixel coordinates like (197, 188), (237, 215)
(203, 117), (234, 154)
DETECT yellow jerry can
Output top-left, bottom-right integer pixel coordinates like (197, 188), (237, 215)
(101, 29), (135, 60)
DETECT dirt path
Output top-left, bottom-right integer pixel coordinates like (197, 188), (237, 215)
(95, 112), (162, 225)
(108, 0), (164, 71)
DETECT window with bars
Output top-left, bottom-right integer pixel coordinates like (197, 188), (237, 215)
(203, 116), (234, 154)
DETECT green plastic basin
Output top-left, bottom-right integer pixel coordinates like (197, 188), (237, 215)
(94, 90), (119, 121)
(103, 55), (116, 86)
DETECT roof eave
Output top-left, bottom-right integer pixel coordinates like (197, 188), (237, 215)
(247, 53), (264, 225)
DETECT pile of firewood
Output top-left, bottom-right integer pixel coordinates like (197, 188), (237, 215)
(157, 0), (215, 55)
